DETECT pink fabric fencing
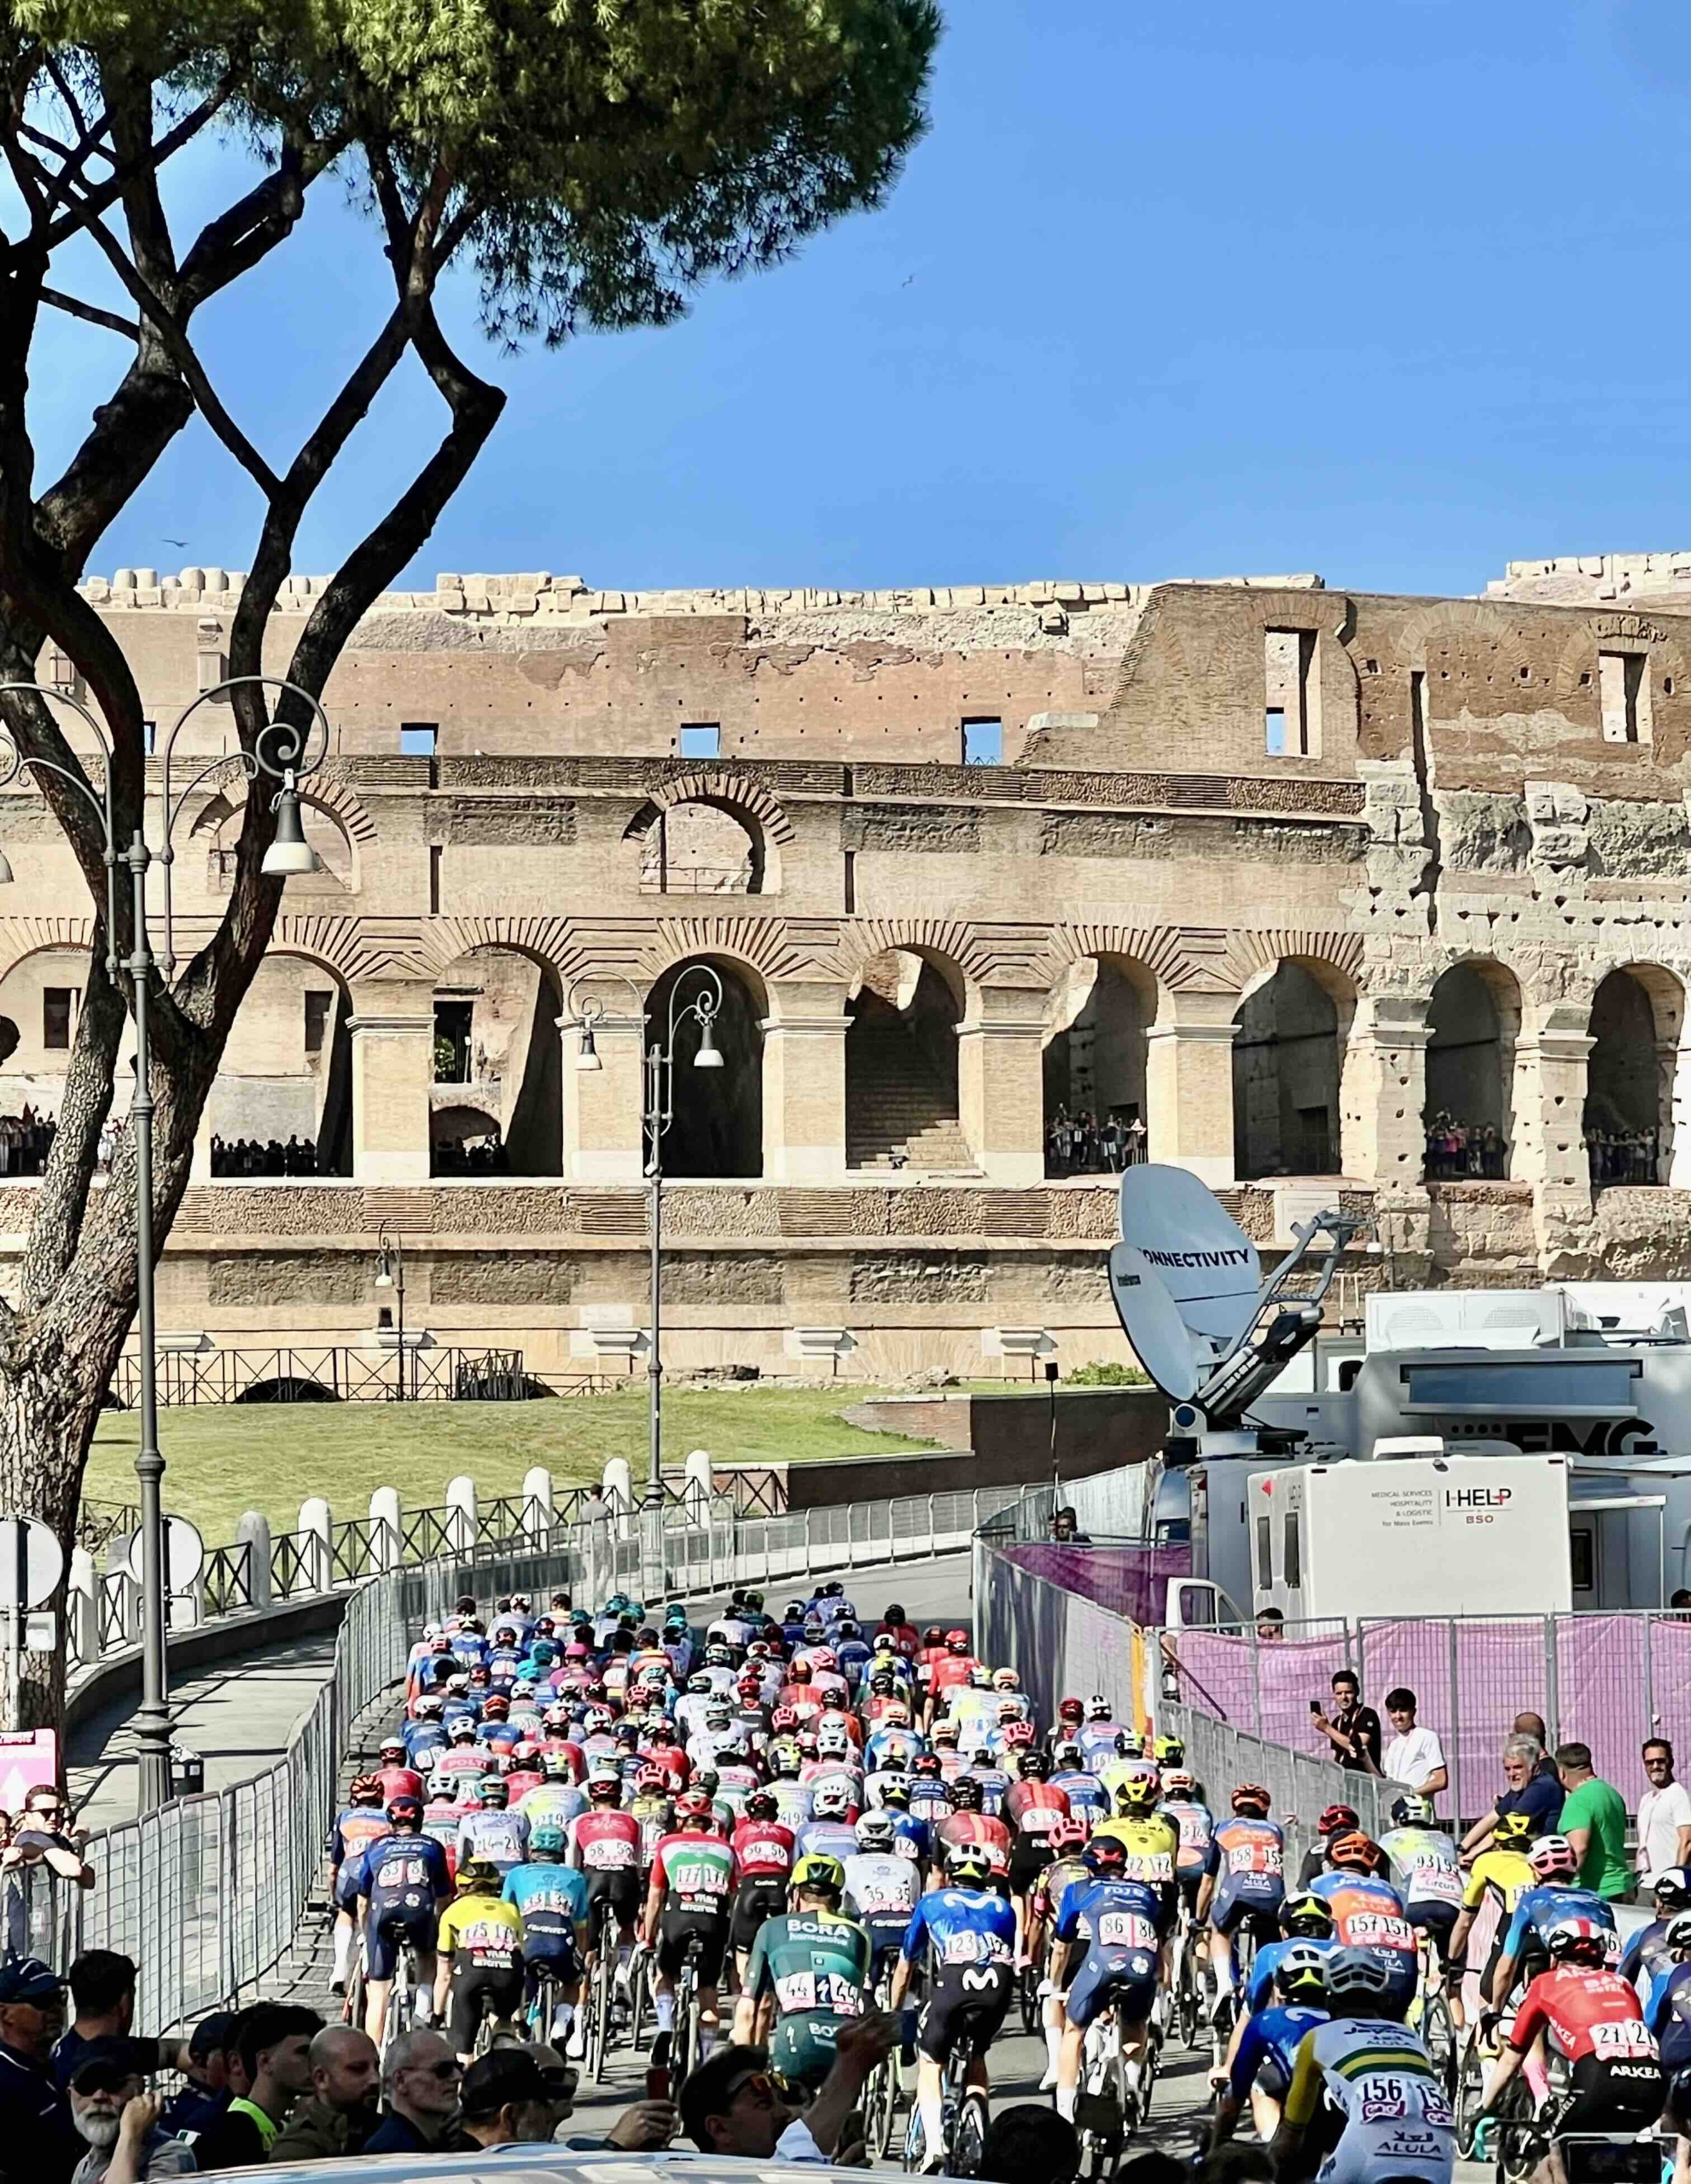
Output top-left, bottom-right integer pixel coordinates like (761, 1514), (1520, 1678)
(1002, 1542), (1190, 1629)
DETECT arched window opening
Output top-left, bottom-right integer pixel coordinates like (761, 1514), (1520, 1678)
(1586, 967), (1676, 1187)
(846, 949), (968, 1171)
(430, 948), (563, 1177)
(200, 792), (354, 893)
(646, 960), (764, 1177)
(1423, 962), (1519, 1180)
(209, 956), (352, 1176)
(1043, 957), (1151, 1176)
(1232, 962), (1343, 1180)
(631, 801), (763, 895)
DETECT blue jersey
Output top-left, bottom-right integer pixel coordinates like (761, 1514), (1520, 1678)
(798, 1820), (862, 1864)
(1054, 1875), (1171, 1955)
(1647, 1960), (1691, 2067)
(1229, 2005), (1328, 2097)
(1245, 1936), (1339, 2015)
(968, 1767), (1011, 1817)
(1503, 1884), (1617, 1962)
(900, 1885), (1016, 1969)
(1622, 1917), (1675, 1990)
(885, 1809), (930, 1866)
(357, 1832), (449, 1905)
(907, 1781), (953, 1825)
(503, 1861), (590, 1934)
(404, 1722), (446, 1763)
(1051, 1769), (1107, 1819)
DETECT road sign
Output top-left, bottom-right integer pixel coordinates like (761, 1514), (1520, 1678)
(23, 1614), (54, 1652)
(0, 1518), (64, 1612)
(124, 1516), (206, 1591)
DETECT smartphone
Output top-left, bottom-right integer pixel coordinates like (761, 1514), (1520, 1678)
(1309, 1699), (1323, 1714)
(647, 2065), (671, 2103)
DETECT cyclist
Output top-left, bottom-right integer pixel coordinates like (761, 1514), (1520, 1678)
(328, 1774), (392, 1995)
(1379, 1793), (1466, 2024)
(841, 1809), (922, 1984)
(729, 1789), (797, 1986)
(354, 1792), (450, 2046)
(455, 1772), (531, 1876)
(568, 1768), (643, 1972)
(1094, 1772), (1178, 1897)
(734, 1852), (872, 2091)
(1311, 1831), (1418, 2008)
(1049, 1832), (1169, 2129)
(878, 1778), (931, 1868)
(1211, 1943), (1329, 2152)
(1621, 1865), (1691, 1994)
(797, 1778), (861, 1864)
(1028, 1814), (1094, 2089)
(1198, 1782), (1286, 2016)
(1006, 1747), (1071, 1921)
(1489, 1834), (1618, 2008)
(502, 1823), (590, 2048)
(1159, 1765), (1215, 1926)
(1272, 1944), (1456, 2184)
(1050, 1739), (1108, 1823)
(1294, 1802), (1361, 1889)
(642, 1786), (737, 2066)
(1643, 1912), (1691, 2077)
(517, 1751), (585, 1833)
(1077, 1696), (1128, 1769)
(374, 1735), (423, 1804)
(890, 1840), (1016, 2175)
(1241, 1893), (1339, 2016)
(1450, 1808), (1537, 2007)
(434, 1856), (526, 2061)
(1478, 1919), (1663, 2175)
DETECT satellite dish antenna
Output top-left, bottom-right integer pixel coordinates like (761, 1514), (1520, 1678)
(1108, 1243), (1200, 1401)
(1118, 1164), (1261, 1345)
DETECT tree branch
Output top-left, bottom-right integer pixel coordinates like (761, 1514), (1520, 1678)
(39, 287), (137, 339)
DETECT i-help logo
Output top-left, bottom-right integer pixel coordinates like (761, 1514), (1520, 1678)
(1445, 1487), (1513, 1508)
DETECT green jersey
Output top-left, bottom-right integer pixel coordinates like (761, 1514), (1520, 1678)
(1558, 1776), (1631, 1901)
(746, 1910), (873, 2089)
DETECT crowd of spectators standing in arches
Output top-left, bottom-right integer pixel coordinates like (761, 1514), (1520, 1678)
(0, 1105), (57, 1176)
(1044, 1107), (1147, 1177)
(210, 1134), (323, 1177)
(1423, 1112), (1508, 1180)
(1586, 1125), (1659, 1186)
(433, 1125), (509, 1176)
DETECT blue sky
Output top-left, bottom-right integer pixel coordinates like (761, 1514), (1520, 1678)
(29, 0), (1691, 598)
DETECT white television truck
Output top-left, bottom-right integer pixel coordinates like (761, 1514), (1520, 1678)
(1247, 1452), (1572, 1623)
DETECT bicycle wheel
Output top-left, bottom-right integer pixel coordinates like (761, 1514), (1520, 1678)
(1420, 1988), (1456, 2097)
(951, 2088), (987, 2179)
(589, 1949), (611, 2082)
(1176, 1943), (1200, 2049)
(473, 2001), (497, 2059)
(346, 1952), (367, 2039)
(902, 2100), (927, 2172)
(630, 1949), (648, 2053)
(1453, 2037), (1488, 2158)
(1019, 1961), (1041, 2037)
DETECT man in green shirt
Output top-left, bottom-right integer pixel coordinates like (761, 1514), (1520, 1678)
(1556, 1740), (1631, 1901)
(734, 1855), (871, 2091)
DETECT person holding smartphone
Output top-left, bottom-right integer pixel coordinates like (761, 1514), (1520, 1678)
(1309, 1672), (1381, 1776)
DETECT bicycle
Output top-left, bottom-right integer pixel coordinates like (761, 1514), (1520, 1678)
(861, 1955), (904, 2161)
(585, 1902), (618, 2082)
(1412, 1935), (1456, 2098)
(527, 1958), (566, 2045)
(1169, 1902), (1203, 2050)
(902, 2024), (989, 2177)
(670, 1934), (706, 2102)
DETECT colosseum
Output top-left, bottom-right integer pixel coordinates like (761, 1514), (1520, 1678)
(8, 548), (1691, 1380)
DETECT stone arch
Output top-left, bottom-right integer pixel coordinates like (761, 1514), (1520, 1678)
(429, 941), (563, 1176)
(191, 782), (358, 893)
(222, 943), (355, 1175)
(846, 941), (969, 1171)
(645, 955), (765, 1177)
(1042, 951), (1157, 1176)
(1231, 957), (1353, 1179)
(1585, 962), (1686, 1188)
(1423, 957), (1522, 1180)
(624, 797), (770, 895)
(638, 770), (795, 845)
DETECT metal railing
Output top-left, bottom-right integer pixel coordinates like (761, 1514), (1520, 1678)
(106, 1345), (526, 1407)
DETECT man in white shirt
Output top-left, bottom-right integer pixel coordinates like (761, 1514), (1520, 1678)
(1375, 1687), (1449, 1803)
(1637, 1738), (1691, 1882)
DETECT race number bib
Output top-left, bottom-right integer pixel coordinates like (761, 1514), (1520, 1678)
(774, 1972), (863, 2015)
(1590, 2018), (1655, 2060)
(1176, 1812), (1210, 1850)
(1097, 1911), (1159, 1949)
(1345, 1910), (1415, 1949)
(1229, 1841), (1281, 1876)
(1123, 1850), (1174, 1882)
(584, 1838), (634, 1870)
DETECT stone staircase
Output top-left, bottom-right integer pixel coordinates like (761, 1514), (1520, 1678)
(846, 1012), (976, 1171)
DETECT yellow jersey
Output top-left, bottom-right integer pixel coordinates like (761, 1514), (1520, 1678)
(437, 1894), (524, 1966)
(1090, 1814), (1178, 1885)
(1461, 1848), (1534, 1916)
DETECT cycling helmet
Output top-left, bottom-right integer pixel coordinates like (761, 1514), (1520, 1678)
(1546, 1918), (1609, 1969)
(542, 1751), (574, 1781)
(770, 1705), (798, 1733)
(1231, 1783), (1271, 1816)
(792, 1853), (846, 1897)
(856, 1810), (895, 1850)
(811, 1648), (838, 1675)
(869, 1672), (896, 1696)
(705, 1644), (733, 1669)
(1054, 1742), (1086, 1772)
(636, 1766), (668, 1798)
(814, 1780), (852, 1818)
(922, 1625), (944, 1647)
(1275, 1943), (1330, 2004)
(415, 1696), (445, 1720)
(675, 1788), (715, 1824)
(425, 1769), (455, 1801)
(584, 1706), (613, 1733)
(457, 1856), (501, 1891)
(968, 1668), (991, 1691)
(991, 1668), (1020, 1691)
(477, 1774), (509, 1809)
(945, 1630), (971, 1654)
(1058, 1698), (1085, 1724)
(947, 1843), (994, 1885)
(1390, 1794), (1434, 1827)
(1656, 1867), (1691, 1910)
(1017, 1747), (1052, 1780)
(530, 1824), (567, 1855)
(1322, 1944), (1401, 2011)
(1493, 1811), (1535, 1848)
(997, 1699), (1025, 1724)
(587, 1771), (622, 1804)
(482, 1694), (510, 1719)
(1087, 1697), (1113, 1721)
(913, 1754), (943, 1779)
(1327, 1831), (1378, 1873)
(1529, 1833), (1578, 1880)
(1114, 1773), (1162, 1815)
(1153, 1735), (1185, 1767)
(379, 1735), (407, 1758)
(1002, 1722), (1037, 1751)
(1083, 1836), (1126, 1874)
(933, 1719), (960, 1745)
(349, 1774), (384, 1804)
(1163, 1770), (1196, 1798)
(1049, 1815), (1089, 1852)
(787, 1659), (812, 1684)
(1114, 1731), (1145, 1760)
(880, 1779), (911, 1809)
(746, 1790), (778, 1821)
(1281, 1893), (1335, 1939)
(386, 1793), (423, 1826)
(1316, 1804), (1359, 1837)
(1667, 1914), (1691, 1958)
(950, 1778), (983, 1813)
(817, 1723), (851, 1757)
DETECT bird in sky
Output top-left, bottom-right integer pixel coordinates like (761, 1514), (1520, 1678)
(162, 537), (188, 547)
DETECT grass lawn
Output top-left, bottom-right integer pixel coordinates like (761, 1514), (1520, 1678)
(83, 1384), (955, 1544)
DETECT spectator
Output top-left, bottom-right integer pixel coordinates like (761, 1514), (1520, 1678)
(1557, 1740), (1632, 1902)
(1514, 1711), (1561, 1776)
(1050, 1507), (1091, 1545)
(1254, 1607), (1286, 1642)
(1460, 1734), (1562, 1856)
(448, 2050), (562, 2149)
(979, 2104), (1081, 2184)
(532, 2039), (673, 2153)
(54, 1956), (179, 2092)
(1374, 1687), (1449, 1801)
(1672, 1589), (1691, 1618)
(187, 2004), (317, 2169)
(1639, 1740), (1691, 1885)
(363, 2030), (460, 2155)
(1310, 1669), (1381, 1774)
(0, 1956), (81, 2183)
(679, 2014), (898, 2160)
(158, 2016), (233, 2140)
(267, 2028), (380, 2164)
(66, 2040), (190, 2184)
(6, 1786), (94, 1891)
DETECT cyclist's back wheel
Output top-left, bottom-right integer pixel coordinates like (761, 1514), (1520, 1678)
(950, 2088), (987, 2179)
(629, 1953), (648, 2053)
(588, 1954), (611, 2082)
(1420, 1988), (1456, 2096)
(1176, 1945), (1200, 2048)
(1453, 2039), (1487, 2158)
(346, 1955), (367, 2039)
(901, 2100), (926, 2172)
(472, 2003), (497, 2059)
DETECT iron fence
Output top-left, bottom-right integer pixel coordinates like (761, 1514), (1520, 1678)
(106, 1345), (526, 1408)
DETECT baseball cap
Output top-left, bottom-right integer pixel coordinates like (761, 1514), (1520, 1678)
(189, 2011), (239, 2060)
(68, 2036), (157, 2092)
(0, 1957), (63, 2006)
(457, 2048), (554, 2119)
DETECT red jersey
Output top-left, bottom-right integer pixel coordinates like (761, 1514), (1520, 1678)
(730, 1817), (796, 1880)
(375, 1764), (424, 1805)
(504, 1769), (543, 1804)
(1510, 1966), (1659, 2065)
(569, 1807), (642, 1873)
(876, 1621), (920, 1653)
(938, 1810), (1013, 1873)
(930, 1657), (976, 1697)
(1005, 1780), (1070, 1836)
(776, 1685), (824, 1719)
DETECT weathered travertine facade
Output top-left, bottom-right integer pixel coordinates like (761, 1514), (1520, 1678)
(7, 555), (1691, 1380)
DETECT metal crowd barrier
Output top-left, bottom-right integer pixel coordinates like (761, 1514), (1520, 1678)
(29, 1481), (1025, 2031)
